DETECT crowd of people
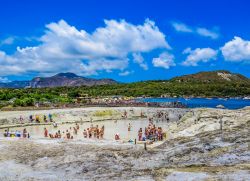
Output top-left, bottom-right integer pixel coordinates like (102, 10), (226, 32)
(18, 113), (53, 124)
(3, 128), (30, 138)
(43, 123), (105, 140)
(83, 125), (105, 139)
(42, 119), (165, 143)
(28, 113), (53, 123)
(3, 114), (166, 144)
(137, 123), (164, 142)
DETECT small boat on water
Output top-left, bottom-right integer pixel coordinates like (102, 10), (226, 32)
(216, 104), (225, 109)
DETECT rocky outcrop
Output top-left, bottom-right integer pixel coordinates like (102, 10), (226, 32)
(168, 107), (250, 138)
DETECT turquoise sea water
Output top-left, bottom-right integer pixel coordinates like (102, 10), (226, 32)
(137, 97), (250, 109)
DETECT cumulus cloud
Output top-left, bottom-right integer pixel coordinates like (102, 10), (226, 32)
(152, 52), (176, 69)
(221, 36), (250, 62)
(132, 53), (148, 70)
(0, 19), (169, 76)
(171, 21), (219, 39)
(182, 47), (218, 66)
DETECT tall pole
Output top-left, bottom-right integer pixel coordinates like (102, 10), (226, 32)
(219, 116), (223, 132)
(219, 115), (223, 140)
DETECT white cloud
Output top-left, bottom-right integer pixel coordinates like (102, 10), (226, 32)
(171, 22), (192, 33)
(0, 19), (169, 76)
(196, 28), (219, 39)
(119, 70), (134, 76)
(0, 77), (10, 83)
(0, 37), (15, 46)
(221, 36), (250, 62)
(152, 52), (176, 69)
(80, 58), (129, 76)
(182, 47), (218, 66)
(132, 53), (148, 70)
(171, 21), (219, 39)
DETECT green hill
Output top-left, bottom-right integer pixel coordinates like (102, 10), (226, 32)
(171, 70), (250, 84)
(0, 70), (250, 107)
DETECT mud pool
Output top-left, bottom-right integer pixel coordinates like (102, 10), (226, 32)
(0, 118), (170, 141)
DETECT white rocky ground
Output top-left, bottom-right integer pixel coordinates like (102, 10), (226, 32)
(0, 107), (249, 180)
(0, 107), (187, 128)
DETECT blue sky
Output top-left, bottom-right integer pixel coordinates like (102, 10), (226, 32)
(0, 0), (250, 82)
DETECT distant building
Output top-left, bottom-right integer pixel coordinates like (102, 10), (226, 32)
(60, 93), (68, 97)
(76, 94), (91, 104)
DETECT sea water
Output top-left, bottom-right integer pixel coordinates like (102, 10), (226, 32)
(137, 97), (250, 109)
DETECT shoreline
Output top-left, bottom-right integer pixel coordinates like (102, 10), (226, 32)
(1, 96), (250, 112)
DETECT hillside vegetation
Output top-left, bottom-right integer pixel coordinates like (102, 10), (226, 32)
(0, 70), (249, 107)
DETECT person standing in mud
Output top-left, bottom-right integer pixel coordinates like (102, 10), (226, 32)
(57, 130), (61, 138)
(140, 111), (144, 118)
(138, 128), (143, 141)
(158, 127), (163, 141)
(100, 126), (104, 139)
(73, 127), (77, 135)
(83, 129), (88, 138)
(76, 123), (80, 130)
(3, 130), (7, 137)
(43, 115), (47, 122)
(115, 133), (120, 140)
(124, 110), (127, 118)
(44, 128), (48, 137)
(52, 121), (57, 128)
(96, 126), (100, 139)
(35, 115), (40, 123)
(55, 132), (59, 138)
(88, 128), (92, 138)
(149, 117), (153, 124)
(29, 115), (33, 122)
(49, 113), (53, 122)
(128, 123), (132, 131)
(19, 115), (24, 124)
(66, 130), (70, 139)
(94, 125), (98, 138)
(23, 128), (27, 138)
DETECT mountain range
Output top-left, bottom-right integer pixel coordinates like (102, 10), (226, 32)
(0, 73), (117, 88)
(0, 70), (249, 88)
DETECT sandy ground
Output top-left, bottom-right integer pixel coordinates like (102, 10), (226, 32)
(0, 107), (249, 180)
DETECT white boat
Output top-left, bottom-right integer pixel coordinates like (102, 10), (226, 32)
(216, 104), (225, 109)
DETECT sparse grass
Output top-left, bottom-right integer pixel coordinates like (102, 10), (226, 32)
(93, 110), (116, 117)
